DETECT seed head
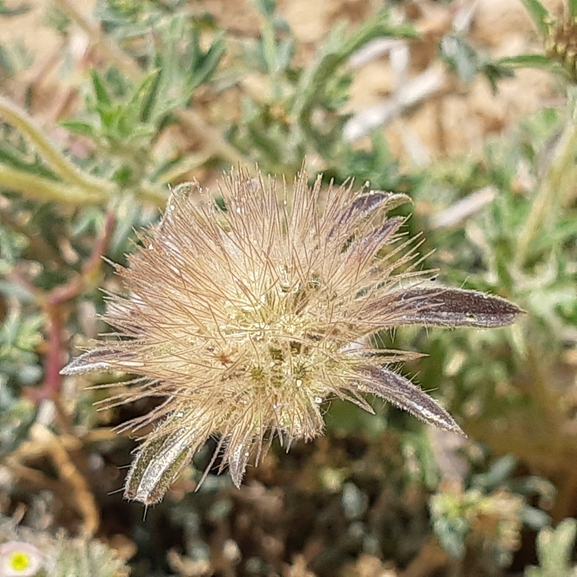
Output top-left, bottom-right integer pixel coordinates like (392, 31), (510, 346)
(62, 168), (523, 503)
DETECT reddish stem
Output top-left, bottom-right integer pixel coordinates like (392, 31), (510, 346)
(29, 209), (116, 402)
(49, 209), (116, 306)
(35, 305), (66, 400)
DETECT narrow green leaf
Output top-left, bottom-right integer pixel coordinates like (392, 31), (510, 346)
(497, 54), (571, 78)
(138, 69), (162, 123)
(520, 0), (552, 36)
(570, 0), (577, 20)
(187, 32), (226, 93)
(111, 72), (159, 138)
(0, 147), (58, 179)
(294, 11), (417, 151)
(59, 119), (97, 138)
(498, 54), (557, 67)
(0, 2), (31, 16)
(90, 68), (112, 108)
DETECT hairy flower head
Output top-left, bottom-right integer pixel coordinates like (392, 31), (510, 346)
(63, 168), (523, 503)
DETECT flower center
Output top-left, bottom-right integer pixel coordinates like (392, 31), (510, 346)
(9, 551), (31, 570)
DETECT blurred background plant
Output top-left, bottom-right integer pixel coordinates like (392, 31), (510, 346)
(0, 0), (575, 575)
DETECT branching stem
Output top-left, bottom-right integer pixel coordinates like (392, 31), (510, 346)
(0, 96), (113, 197)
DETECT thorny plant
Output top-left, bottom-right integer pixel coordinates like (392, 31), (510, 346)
(62, 168), (523, 504)
(1, 0), (573, 571)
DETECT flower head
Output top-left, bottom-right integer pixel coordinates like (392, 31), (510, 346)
(0, 541), (43, 576)
(62, 168), (523, 503)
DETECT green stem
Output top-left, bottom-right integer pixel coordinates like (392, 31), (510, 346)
(0, 96), (115, 197)
(0, 97), (167, 205)
(154, 152), (214, 185)
(133, 182), (169, 205)
(0, 164), (106, 205)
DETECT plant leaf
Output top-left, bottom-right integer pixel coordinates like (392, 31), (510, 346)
(497, 55), (570, 78)
(90, 68), (112, 108)
(520, 0), (552, 37)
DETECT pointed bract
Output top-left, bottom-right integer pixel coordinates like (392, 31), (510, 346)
(363, 286), (525, 328)
(61, 349), (116, 375)
(354, 365), (464, 436)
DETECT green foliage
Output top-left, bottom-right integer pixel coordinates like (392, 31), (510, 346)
(0, 0), (30, 17)
(520, 0), (551, 37)
(228, 6), (417, 172)
(525, 519), (577, 577)
(0, 514), (129, 577)
(409, 100), (576, 435)
(440, 34), (514, 92)
(0, 307), (41, 377)
(430, 456), (551, 566)
(0, 307), (41, 456)
(499, 0), (577, 81)
(61, 17), (225, 188)
(48, 535), (129, 577)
